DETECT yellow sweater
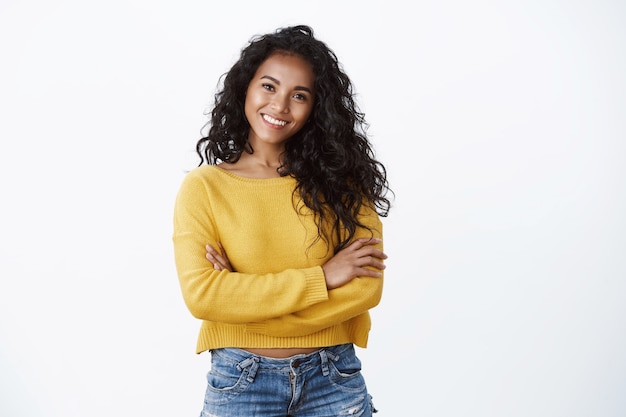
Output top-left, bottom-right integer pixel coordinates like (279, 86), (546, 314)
(172, 165), (384, 353)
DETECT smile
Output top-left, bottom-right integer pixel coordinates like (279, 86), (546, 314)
(262, 114), (288, 127)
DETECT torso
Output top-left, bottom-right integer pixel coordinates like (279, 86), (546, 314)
(219, 157), (323, 359)
(242, 347), (320, 358)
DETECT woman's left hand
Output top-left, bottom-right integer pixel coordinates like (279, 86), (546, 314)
(205, 242), (233, 271)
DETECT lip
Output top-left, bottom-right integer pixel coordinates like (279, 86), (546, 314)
(262, 113), (289, 128)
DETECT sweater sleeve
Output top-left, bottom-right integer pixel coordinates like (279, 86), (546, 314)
(245, 209), (384, 337)
(172, 171), (329, 324)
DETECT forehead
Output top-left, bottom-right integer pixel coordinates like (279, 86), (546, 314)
(253, 53), (315, 87)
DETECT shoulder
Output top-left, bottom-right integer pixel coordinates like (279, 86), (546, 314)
(185, 164), (220, 179)
(180, 164), (231, 187)
(176, 165), (224, 199)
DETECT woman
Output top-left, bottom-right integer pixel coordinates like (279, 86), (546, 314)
(173, 25), (391, 416)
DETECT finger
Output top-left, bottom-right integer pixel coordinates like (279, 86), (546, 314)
(212, 253), (230, 268)
(206, 249), (221, 262)
(353, 247), (387, 266)
(356, 267), (383, 278)
(352, 237), (382, 250)
(211, 248), (231, 268)
(355, 247), (387, 260)
(356, 256), (386, 270)
(216, 242), (233, 269)
(211, 252), (224, 263)
(207, 255), (226, 270)
(206, 247), (228, 270)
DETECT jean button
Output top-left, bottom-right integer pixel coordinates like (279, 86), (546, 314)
(292, 359), (301, 368)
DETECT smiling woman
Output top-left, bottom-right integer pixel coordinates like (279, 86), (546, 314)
(172, 25), (392, 416)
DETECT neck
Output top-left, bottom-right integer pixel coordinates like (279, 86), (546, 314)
(245, 140), (285, 166)
(228, 151), (283, 179)
(243, 151), (281, 168)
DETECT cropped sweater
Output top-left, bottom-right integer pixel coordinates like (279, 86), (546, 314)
(172, 165), (384, 353)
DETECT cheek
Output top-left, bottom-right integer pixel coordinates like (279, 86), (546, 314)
(244, 94), (259, 120)
(296, 105), (314, 124)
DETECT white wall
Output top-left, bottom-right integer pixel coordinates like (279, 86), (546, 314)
(1, 1), (624, 416)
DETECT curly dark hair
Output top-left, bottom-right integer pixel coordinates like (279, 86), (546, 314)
(196, 25), (392, 253)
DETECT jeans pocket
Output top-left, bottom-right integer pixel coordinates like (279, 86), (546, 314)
(203, 351), (255, 405)
(206, 367), (244, 392)
(327, 355), (367, 393)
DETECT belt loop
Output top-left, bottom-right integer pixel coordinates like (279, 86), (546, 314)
(236, 356), (260, 383)
(319, 349), (330, 376)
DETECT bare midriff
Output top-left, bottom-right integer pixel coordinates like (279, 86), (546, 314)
(242, 347), (320, 358)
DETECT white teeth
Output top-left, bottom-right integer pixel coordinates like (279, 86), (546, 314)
(263, 114), (287, 126)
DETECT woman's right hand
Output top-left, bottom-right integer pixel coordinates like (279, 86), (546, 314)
(206, 242), (234, 272)
(321, 238), (387, 290)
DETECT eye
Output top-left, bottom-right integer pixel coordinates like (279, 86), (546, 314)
(293, 92), (308, 101)
(262, 83), (275, 92)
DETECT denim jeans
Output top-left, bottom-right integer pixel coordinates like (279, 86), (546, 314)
(199, 343), (377, 417)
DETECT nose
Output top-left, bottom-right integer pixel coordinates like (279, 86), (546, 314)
(271, 94), (290, 113)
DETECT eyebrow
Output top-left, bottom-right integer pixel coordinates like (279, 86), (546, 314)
(260, 75), (313, 94)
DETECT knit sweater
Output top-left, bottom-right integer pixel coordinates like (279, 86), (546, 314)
(172, 165), (384, 353)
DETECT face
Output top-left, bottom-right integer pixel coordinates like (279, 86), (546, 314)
(244, 53), (315, 150)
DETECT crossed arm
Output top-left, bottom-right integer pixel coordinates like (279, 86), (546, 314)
(205, 236), (387, 337)
(206, 237), (386, 289)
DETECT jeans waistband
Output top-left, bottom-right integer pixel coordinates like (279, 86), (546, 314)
(210, 343), (354, 373)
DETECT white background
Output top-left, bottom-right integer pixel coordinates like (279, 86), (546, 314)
(1, 0), (625, 416)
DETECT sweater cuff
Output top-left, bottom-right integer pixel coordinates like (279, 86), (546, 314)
(303, 266), (328, 306)
(245, 267), (327, 337)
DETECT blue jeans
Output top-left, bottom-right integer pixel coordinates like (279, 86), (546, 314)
(199, 343), (377, 417)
